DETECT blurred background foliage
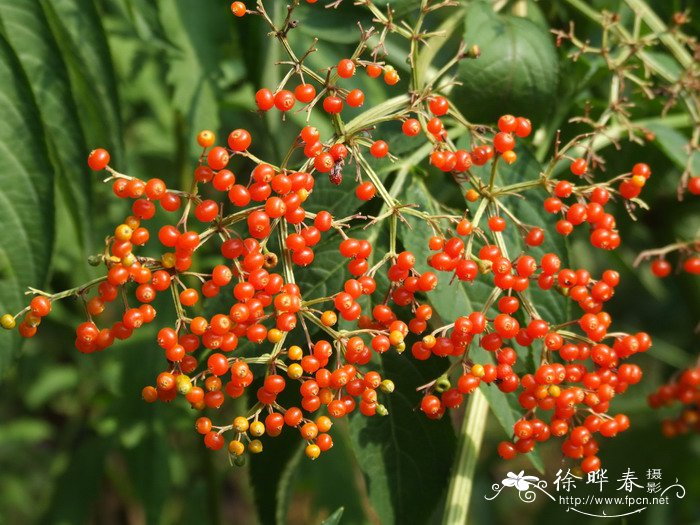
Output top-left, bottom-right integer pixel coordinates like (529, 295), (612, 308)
(0, 0), (698, 524)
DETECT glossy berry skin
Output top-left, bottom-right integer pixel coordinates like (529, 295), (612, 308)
(429, 96), (449, 116)
(346, 89), (365, 107)
(570, 158), (588, 176)
(402, 118), (420, 136)
(88, 149), (110, 171)
(294, 83), (316, 103)
(255, 88), (274, 111)
(650, 259), (672, 278)
(323, 96), (343, 114)
(355, 182), (376, 200)
(337, 59), (356, 78)
(274, 90), (295, 112)
(370, 140), (389, 158)
(230, 1), (246, 16)
(493, 132), (515, 153)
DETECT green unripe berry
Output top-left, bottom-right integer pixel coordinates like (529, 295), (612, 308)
(176, 374), (192, 395)
(380, 379), (395, 393)
(435, 375), (451, 393)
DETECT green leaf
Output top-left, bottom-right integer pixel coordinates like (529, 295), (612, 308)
(320, 507), (345, 525)
(159, 0), (227, 159)
(453, 0), (559, 125)
(0, 33), (55, 373)
(24, 366), (79, 409)
(40, 0), (124, 161)
(645, 122), (699, 174)
(42, 435), (110, 524)
(0, 0), (92, 247)
(275, 427), (369, 525)
(349, 352), (456, 525)
(0, 418), (52, 446)
(113, 335), (172, 525)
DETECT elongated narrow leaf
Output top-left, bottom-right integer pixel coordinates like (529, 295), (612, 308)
(159, 0), (227, 158)
(40, 0), (123, 161)
(0, 33), (55, 372)
(0, 0), (92, 246)
(320, 507), (345, 525)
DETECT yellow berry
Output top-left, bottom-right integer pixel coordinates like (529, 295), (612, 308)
(305, 444), (321, 460)
(389, 330), (404, 346)
(321, 310), (337, 327)
(316, 416), (332, 433)
(1, 314), (17, 330)
(287, 363), (303, 379)
(248, 439), (263, 454)
(380, 379), (395, 393)
(228, 440), (245, 456)
(233, 416), (249, 433)
(114, 224), (133, 241)
(267, 328), (283, 343)
(288, 345), (303, 360)
(162, 252), (176, 268)
(249, 421), (265, 437)
(176, 374), (192, 395)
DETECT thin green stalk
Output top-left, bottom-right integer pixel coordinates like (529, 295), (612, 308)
(623, 0), (693, 69)
(441, 389), (489, 525)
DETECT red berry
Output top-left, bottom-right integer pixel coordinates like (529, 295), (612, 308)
(651, 259), (672, 278)
(370, 140), (388, 158)
(88, 148), (110, 171)
(337, 58), (356, 78)
(255, 88), (274, 110)
(294, 83), (316, 103)
(323, 96), (343, 114)
(274, 90), (295, 112)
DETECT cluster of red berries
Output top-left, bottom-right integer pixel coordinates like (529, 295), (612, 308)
(649, 367), (700, 437)
(542, 162), (653, 250)
(413, 243), (650, 472)
(254, 59), (399, 116)
(1, 105), (654, 472)
(1, 0), (657, 476)
(3, 127), (407, 462)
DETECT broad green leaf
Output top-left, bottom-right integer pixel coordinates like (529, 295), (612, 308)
(0, 33), (55, 373)
(40, 0), (124, 162)
(453, 0), (559, 125)
(645, 122), (699, 175)
(349, 352), (456, 525)
(0, 0), (92, 247)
